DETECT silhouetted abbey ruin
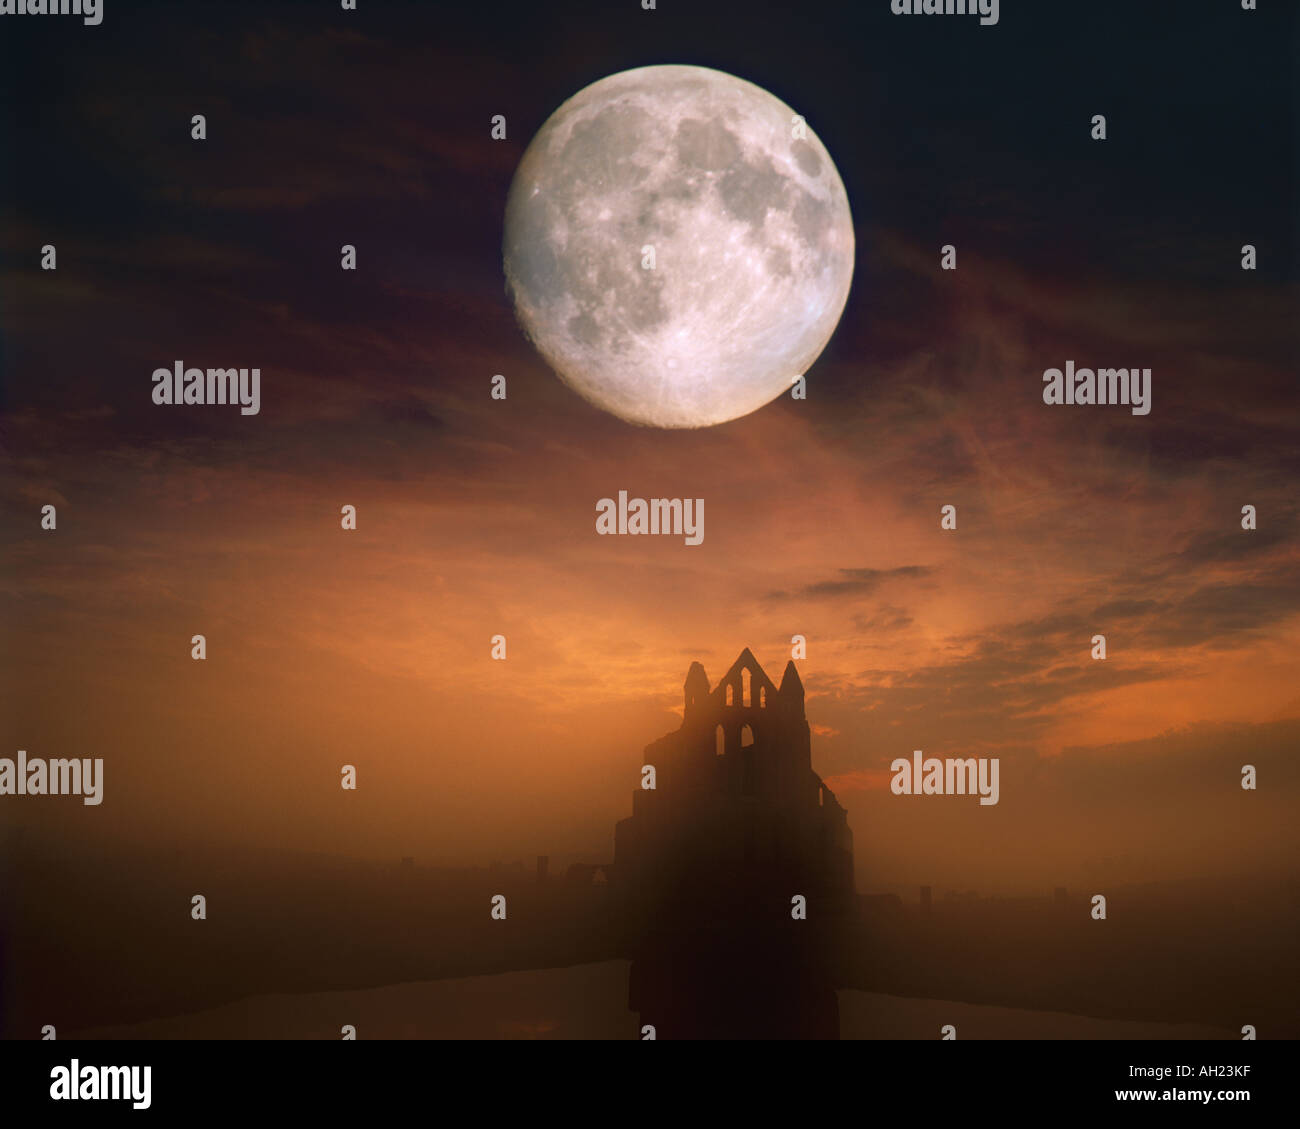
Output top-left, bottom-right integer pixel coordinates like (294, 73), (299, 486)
(613, 650), (855, 1038)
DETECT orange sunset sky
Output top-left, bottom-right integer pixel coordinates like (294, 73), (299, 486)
(4, 241), (1297, 895)
(2, 9), (1297, 898)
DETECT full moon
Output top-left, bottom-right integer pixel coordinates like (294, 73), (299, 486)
(503, 65), (855, 428)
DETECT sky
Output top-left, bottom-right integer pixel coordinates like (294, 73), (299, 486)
(1, 0), (1297, 894)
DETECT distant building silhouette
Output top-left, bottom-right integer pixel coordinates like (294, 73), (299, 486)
(536, 855), (548, 883)
(920, 885), (932, 914)
(614, 648), (853, 899)
(614, 650), (855, 1038)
